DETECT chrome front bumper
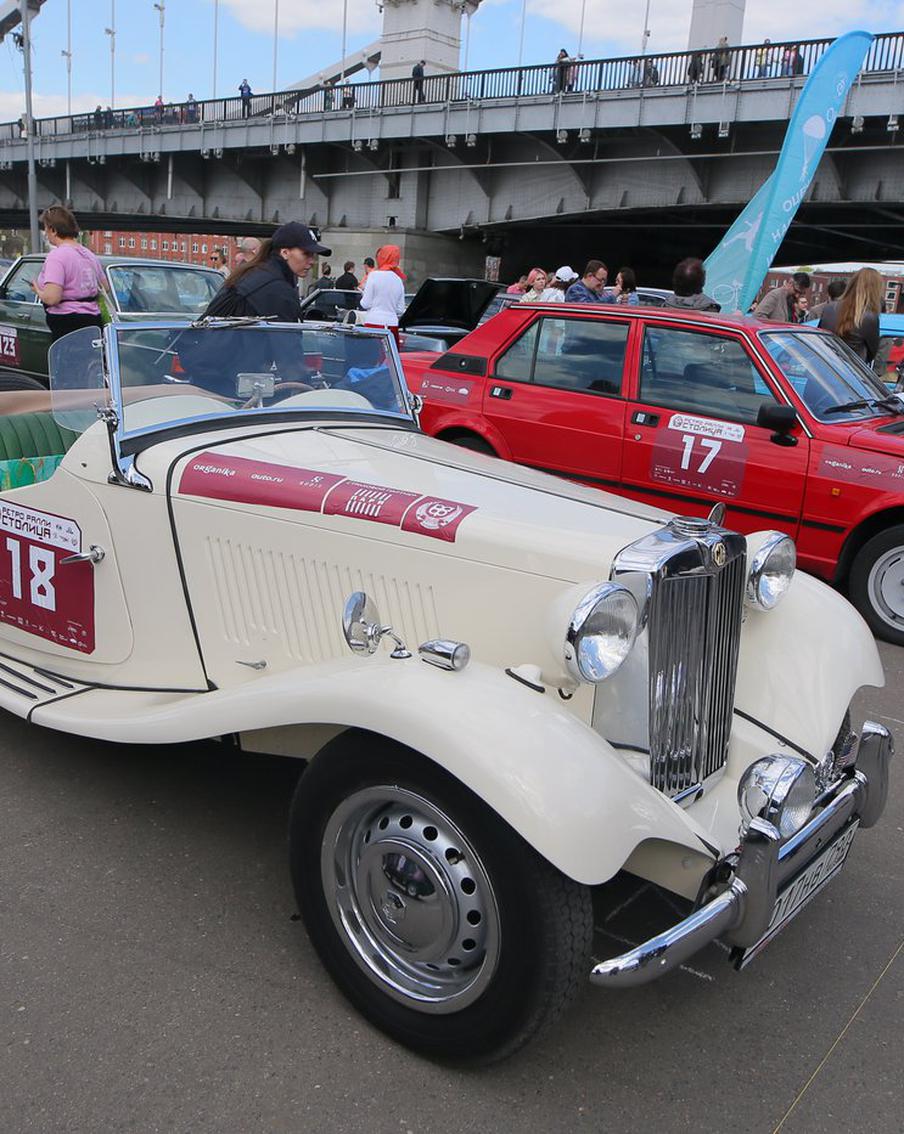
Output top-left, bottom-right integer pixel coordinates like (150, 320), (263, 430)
(591, 721), (893, 988)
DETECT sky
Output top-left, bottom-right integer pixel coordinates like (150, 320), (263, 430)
(0, 0), (902, 122)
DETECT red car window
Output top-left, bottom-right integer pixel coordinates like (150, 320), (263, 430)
(639, 324), (776, 425)
(494, 315), (629, 398)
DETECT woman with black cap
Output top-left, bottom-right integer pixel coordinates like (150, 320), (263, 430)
(203, 221), (331, 320)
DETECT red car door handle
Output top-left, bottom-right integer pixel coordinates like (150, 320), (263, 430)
(631, 410), (659, 426)
(490, 385), (514, 400)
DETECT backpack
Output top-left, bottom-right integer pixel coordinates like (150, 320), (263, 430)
(202, 283), (253, 318)
(201, 269), (280, 319)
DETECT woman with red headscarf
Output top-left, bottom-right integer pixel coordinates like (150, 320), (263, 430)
(360, 244), (407, 344)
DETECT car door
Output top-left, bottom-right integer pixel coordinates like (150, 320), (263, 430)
(620, 321), (810, 535)
(481, 312), (630, 488)
(0, 259), (50, 380)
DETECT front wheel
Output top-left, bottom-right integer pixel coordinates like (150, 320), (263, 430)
(849, 524), (904, 645)
(290, 738), (593, 1062)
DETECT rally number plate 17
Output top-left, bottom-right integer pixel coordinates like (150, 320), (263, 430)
(735, 820), (859, 969)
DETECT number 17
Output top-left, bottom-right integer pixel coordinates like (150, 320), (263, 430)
(680, 434), (722, 474)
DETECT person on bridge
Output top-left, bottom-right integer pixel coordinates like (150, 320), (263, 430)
(203, 222), (331, 321)
(360, 245), (407, 345)
(565, 261), (616, 304)
(31, 206), (109, 343)
(712, 37), (731, 83)
(412, 61), (426, 104)
(754, 272), (810, 322)
(663, 258), (720, 312)
(239, 79), (253, 118)
(818, 267), (883, 366)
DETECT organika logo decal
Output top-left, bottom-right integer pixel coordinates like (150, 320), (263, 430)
(414, 500), (464, 530)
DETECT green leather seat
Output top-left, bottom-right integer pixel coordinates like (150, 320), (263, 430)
(0, 411), (77, 460)
(0, 412), (78, 490)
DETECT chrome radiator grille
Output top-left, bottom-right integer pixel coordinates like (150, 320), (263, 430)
(648, 552), (745, 796)
(594, 518), (747, 801)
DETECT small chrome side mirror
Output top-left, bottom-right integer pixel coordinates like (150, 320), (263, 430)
(342, 591), (411, 659)
(343, 591), (383, 654)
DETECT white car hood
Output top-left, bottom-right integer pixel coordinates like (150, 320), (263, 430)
(166, 423), (671, 583)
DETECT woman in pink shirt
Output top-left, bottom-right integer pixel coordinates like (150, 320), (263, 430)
(31, 206), (108, 343)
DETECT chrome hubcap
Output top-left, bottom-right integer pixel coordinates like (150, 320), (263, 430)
(322, 786), (500, 1013)
(867, 545), (904, 629)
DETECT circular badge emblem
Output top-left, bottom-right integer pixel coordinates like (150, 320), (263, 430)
(415, 501), (463, 530)
(713, 542), (727, 568)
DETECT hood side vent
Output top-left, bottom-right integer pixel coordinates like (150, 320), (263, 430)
(203, 537), (439, 664)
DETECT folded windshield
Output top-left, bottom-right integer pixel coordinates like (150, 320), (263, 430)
(105, 324), (411, 434)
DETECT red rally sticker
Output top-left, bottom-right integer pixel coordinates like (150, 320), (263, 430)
(0, 501), (95, 653)
(650, 414), (747, 499)
(179, 454), (345, 511)
(0, 324), (21, 367)
(178, 452), (477, 542)
(401, 497), (477, 542)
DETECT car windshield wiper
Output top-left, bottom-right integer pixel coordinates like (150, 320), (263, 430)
(823, 395), (902, 416)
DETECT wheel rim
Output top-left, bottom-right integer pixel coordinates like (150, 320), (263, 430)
(321, 785), (501, 1014)
(866, 545), (904, 631)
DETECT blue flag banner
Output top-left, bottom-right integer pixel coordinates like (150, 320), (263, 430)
(704, 30), (874, 314)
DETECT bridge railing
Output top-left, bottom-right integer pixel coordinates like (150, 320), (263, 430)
(3, 32), (903, 143)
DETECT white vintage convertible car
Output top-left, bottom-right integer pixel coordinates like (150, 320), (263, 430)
(0, 319), (893, 1062)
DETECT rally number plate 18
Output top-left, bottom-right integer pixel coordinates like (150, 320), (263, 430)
(735, 820), (859, 970)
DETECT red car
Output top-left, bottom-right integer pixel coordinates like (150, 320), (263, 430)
(403, 302), (904, 644)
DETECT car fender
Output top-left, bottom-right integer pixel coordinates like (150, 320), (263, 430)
(736, 568), (883, 757)
(29, 656), (712, 885)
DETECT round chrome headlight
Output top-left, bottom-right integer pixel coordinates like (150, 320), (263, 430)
(738, 755), (816, 838)
(564, 582), (638, 684)
(746, 532), (796, 611)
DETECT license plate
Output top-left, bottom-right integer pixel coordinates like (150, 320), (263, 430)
(735, 820), (859, 969)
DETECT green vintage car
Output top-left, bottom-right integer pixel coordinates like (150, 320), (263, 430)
(0, 255), (224, 388)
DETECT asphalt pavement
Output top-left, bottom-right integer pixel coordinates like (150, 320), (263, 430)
(1, 645), (902, 1134)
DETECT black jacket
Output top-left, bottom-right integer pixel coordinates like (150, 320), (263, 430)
(334, 272), (358, 290)
(818, 305), (880, 364)
(233, 254), (302, 321)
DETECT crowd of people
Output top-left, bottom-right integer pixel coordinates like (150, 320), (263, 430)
(503, 256), (887, 370)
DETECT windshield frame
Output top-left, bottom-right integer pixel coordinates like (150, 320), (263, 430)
(105, 319), (418, 451)
(759, 327), (898, 424)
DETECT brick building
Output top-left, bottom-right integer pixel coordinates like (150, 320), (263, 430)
(84, 229), (239, 271)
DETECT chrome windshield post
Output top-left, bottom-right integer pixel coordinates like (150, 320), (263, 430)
(98, 405), (152, 492)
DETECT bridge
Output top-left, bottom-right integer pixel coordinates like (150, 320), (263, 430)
(1, 33), (903, 281)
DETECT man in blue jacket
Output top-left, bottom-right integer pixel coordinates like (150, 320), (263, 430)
(564, 261), (616, 304)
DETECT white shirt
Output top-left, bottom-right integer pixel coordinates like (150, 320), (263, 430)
(360, 269), (406, 327)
